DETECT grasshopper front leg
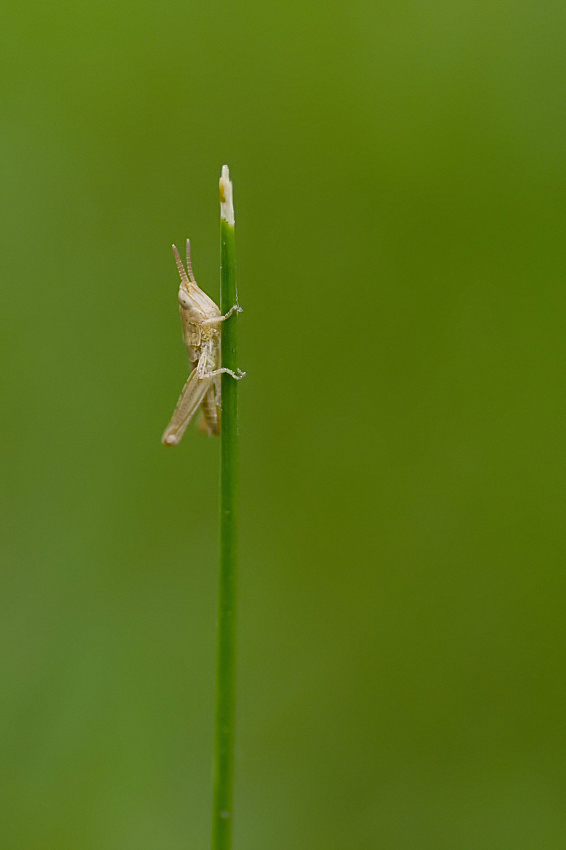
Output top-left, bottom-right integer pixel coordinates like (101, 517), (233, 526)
(201, 305), (243, 327)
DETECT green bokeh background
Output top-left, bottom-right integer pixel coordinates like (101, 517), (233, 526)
(2, 2), (565, 847)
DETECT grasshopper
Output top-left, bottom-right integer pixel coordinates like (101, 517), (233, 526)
(162, 239), (244, 445)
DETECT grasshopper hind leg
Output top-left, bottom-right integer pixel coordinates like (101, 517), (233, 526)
(198, 383), (220, 435)
(162, 370), (212, 445)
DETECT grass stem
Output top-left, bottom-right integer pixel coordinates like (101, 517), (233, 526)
(212, 165), (239, 850)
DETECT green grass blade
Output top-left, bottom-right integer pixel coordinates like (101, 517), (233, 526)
(212, 165), (239, 850)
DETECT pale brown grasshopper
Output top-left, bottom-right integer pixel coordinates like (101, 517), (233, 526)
(162, 239), (244, 445)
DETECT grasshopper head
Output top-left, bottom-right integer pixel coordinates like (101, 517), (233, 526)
(178, 287), (194, 310)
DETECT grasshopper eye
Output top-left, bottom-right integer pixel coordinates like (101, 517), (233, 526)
(178, 289), (192, 309)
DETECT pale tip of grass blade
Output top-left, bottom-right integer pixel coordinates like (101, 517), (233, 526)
(219, 165), (235, 226)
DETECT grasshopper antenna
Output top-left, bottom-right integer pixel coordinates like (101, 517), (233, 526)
(186, 238), (196, 283)
(172, 244), (190, 286)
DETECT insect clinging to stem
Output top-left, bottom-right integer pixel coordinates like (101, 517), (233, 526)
(161, 238), (244, 446)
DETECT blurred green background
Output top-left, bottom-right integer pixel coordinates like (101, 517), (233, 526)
(2, 1), (565, 847)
